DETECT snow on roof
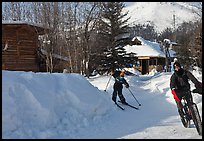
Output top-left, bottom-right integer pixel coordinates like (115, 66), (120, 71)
(169, 49), (177, 57)
(124, 36), (166, 58)
(40, 48), (69, 61)
(3, 20), (44, 27)
(2, 20), (49, 33)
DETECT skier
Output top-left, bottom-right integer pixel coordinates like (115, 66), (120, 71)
(111, 69), (129, 104)
(170, 61), (202, 115)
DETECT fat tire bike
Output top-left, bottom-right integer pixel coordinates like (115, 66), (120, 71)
(178, 90), (202, 136)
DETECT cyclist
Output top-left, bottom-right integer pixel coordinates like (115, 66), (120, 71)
(170, 61), (202, 115)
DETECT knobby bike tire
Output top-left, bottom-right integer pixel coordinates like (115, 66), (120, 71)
(179, 109), (190, 128)
(190, 103), (202, 136)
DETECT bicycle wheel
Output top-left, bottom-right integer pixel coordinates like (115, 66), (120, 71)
(190, 103), (202, 136)
(178, 109), (190, 128)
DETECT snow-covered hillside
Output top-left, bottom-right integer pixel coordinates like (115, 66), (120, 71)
(123, 2), (201, 33)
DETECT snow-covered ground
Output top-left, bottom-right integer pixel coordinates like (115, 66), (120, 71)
(2, 68), (202, 139)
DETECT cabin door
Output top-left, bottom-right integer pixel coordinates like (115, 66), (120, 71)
(141, 59), (149, 74)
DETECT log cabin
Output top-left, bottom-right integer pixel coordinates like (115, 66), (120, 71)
(124, 36), (176, 74)
(2, 20), (49, 72)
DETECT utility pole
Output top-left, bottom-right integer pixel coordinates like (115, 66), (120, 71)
(172, 10), (176, 41)
(173, 10), (176, 30)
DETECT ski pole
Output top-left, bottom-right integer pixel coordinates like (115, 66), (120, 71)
(127, 88), (141, 106)
(104, 75), (112, 92)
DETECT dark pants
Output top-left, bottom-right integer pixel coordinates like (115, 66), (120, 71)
(175, 90), (193, 116)
(175, 91), (193, 110)
(112, 83), (126, 103)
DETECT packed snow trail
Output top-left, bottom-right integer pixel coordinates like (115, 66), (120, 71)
(88, 72), (202, 139)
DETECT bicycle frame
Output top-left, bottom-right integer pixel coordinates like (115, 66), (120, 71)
(179, 96), (191, 128)
(179, 94), (202, 136)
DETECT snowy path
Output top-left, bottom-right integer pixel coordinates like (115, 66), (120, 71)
(88, 74), (202, 139)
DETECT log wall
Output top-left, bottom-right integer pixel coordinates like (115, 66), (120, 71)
(2, 25), (42, 72)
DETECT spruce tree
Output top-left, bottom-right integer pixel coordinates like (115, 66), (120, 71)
(97, 2), (130, 72)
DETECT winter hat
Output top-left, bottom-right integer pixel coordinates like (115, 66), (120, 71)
(173, 61), (181, 70)
(120, 71), (125, 77)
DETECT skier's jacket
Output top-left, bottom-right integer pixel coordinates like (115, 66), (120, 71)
(170, 68), (200, 93)
(112, 71), (129, 88)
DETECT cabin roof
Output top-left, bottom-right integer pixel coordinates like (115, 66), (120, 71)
(2, 20), (49, 35)
(124, 36), (176, 58)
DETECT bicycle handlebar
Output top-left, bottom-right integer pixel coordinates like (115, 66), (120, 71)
(191, 88), (202, 94)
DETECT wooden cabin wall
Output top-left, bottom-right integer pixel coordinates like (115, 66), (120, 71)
(2, 25), (40, 72)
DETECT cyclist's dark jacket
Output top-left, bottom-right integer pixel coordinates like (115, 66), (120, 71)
(170, 68), (200, 93)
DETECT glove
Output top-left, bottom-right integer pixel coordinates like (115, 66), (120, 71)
(125, 83), (129, 88)
(193, 82), (202, 94)
(195, 82), (202, 88)
(171, 89), (180, 102)
(192, 88), (202, 94)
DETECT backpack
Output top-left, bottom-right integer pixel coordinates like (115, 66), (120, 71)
(112, 70), (121, 78)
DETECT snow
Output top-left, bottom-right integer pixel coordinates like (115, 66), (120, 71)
(2, 68), (202, 139)
(1, 2), (202, 139)
(124, 36), (176, 57)
(2, 20), (47, 30)
(123, 2), (201, 33)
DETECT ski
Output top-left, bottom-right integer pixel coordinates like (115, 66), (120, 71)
(115, 102), (125, 110)
(118, 100), (139, 110)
